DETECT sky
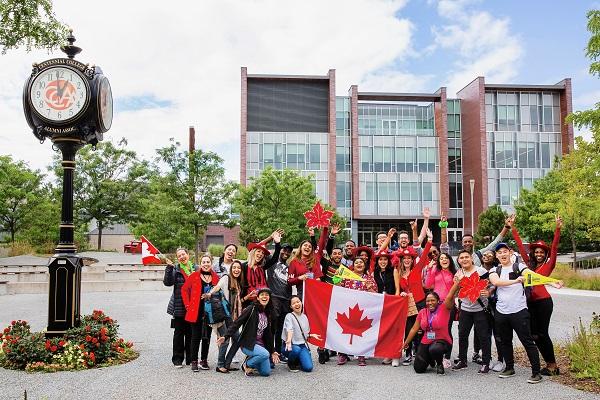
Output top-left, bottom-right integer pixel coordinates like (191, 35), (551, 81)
(1, 0), (598, 180)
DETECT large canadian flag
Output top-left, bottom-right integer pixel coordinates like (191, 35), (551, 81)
(141, 236), (162, 265)
(304, 279), (408, 358)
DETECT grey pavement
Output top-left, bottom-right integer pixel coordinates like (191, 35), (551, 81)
(0, 290), (599, 400)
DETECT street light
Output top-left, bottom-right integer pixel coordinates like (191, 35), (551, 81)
(469, 179), (475, 235)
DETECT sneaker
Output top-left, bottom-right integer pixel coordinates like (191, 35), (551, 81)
(402, 355), (413, 366)
(527, 373), (543, 384)
(442, 359), (452, 369)
(436, 364), (445, 375)
(358, 356), (366, 366)
(540, 367), (560, 376)
(492, 361), (505, 372)
(279, 354), (288, 364)
(381, 358), (392, 365)
(199, 360), (209, 370)
(391, 358), (400, 367)
(499, 368), (516, 378)
(288, 360), (300, 372)
(325, 350), (331, 362)
(191, 361), (199, 372)
(478, 364), (490, 374)
(472, 352), (483, 365)
(318, 349), (328, 364)
(452, 360), (468, 370)
(337, 354), (348, 365)
(174, 364), (184, 369)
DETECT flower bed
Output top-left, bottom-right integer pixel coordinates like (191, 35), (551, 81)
(0, 310), (138, 372)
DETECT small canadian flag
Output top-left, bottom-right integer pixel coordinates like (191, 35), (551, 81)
(304, 279), (408, 358)
(141, 236), (162, 265)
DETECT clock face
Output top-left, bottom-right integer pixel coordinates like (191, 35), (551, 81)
(97, 76), (113, 132)
(29, 66), (89, 123)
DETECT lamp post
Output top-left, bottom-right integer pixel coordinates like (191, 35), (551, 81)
(469, 179), (475, 235)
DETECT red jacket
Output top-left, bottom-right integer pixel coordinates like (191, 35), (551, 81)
(181, 270), (220, 323)
(399, 240), (432, 303)
(512, 226), (561, 302)
(288, 258), (324, 293)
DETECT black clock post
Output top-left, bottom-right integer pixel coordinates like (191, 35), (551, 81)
(22, 31), (113, 337)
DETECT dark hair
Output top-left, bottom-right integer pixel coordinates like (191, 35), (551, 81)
(426, 291), (441, 302)
(345, 239), (356, 246)
(397, 230), (409, 237)
(255, 293), (276, 324)
(457, 249), (472, 259)
(228, 260), (243, 293)
(376, 231), (387, 238)
(462, 234), (473, 240)
(218, 243), (238, 266)
(289, 295), (303, 312)
(332, 246), (344, 252)
(436, 252), (457, 275)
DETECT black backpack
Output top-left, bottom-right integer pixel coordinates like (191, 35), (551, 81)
(495, 262), (532, 301)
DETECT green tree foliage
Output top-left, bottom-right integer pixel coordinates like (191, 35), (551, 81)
(233, 167), (346, 246)
(0, 156), (44, 242)
(53, 139), (150, 250)
(474, 204), (509, 246)
(0, 0), (69, 53)
(131, 139), (235, 257)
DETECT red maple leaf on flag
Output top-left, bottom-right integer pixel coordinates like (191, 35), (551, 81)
(336, 304), (373, 345)
(458, 273), (489, 303)
(304, 201), (334, 228)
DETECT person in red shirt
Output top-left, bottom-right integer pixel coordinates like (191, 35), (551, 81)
(288, 239), (324, 299)
(512, 215), (563, 376)
(404, 280), (461, 375)
(393, 229), (433, 366)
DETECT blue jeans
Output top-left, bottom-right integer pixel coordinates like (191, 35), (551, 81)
(282, 343), (313, 372)
(242, 344), (271, 376)
(217, 320), (240, 368)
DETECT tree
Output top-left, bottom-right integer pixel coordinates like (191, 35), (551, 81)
(0, 156), (44, 242)
(233, 167), (346, 246)
(53, 139), (149, 250)
(474, 204), (509, 246)
(131, 139), (235, 259)
(0, 0), (69, 53)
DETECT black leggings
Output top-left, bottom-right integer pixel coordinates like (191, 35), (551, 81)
(528, 297), (556, 365)
(171, 316), (192, 365)
(414, 340), (450, 373)
(191, 311), (212, 362)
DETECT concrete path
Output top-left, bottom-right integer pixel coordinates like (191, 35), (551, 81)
(1, 289), (598, 400)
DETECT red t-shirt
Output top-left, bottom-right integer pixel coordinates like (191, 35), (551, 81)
(417, 305), (452, 345)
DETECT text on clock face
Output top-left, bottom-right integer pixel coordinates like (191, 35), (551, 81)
(30, 67), (87, 120)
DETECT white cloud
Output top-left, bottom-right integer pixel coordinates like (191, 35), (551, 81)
(0, 0), (416, 180)
(430, 1), (523, 95)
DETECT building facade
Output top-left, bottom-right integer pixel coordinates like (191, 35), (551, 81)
(240, 68), (573, 247)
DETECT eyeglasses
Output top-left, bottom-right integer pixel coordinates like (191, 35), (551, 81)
(429, 250), (439, 255)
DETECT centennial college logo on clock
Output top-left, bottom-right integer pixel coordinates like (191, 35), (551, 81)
(44, 79), (77, 111)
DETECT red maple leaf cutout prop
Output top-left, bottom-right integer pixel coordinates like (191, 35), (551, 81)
(336, 304), (373, 345)
(458, 273), (489, 303)
(304, 201), (334, 228)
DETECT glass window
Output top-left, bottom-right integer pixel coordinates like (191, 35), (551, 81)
(449, 148), (462, 173)
(449, 182), (463, 208)
(366, 182), (376, 201)
(361, 147), (372, 172)
(541, 142), (551, 168)
(373, 147), (384, 172)
(309, 144), (320, 170)
(423, 183), (433, 201)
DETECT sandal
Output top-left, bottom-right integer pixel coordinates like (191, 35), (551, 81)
(215, 367), (229, 374)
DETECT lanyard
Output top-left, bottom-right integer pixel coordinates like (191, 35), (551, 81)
(427, 307), (438, 331)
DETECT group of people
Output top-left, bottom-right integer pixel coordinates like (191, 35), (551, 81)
(163, 208), (563, 384)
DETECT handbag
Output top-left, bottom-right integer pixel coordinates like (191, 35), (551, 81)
(205, 291), (230, 325)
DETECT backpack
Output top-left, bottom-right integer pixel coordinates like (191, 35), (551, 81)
(495, 262), (532, 301)
(204, 291), (231, 325)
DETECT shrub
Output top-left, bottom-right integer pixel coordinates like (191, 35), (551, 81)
(551, 263), (600, 291)
(236, 246), (248, 260)
(207, 244), (224, 257)
(0, 310), (135, 372)
(567, 313), (600, 384)
(7, 242), (36, 257)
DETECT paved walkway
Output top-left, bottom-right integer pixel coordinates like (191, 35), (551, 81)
(0, 289), (598, 400)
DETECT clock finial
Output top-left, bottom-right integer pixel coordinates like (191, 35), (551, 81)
(60, 29), (82, 59)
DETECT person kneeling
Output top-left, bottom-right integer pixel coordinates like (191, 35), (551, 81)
(281, 296), (321, 372)
(404, 281), (460, 374)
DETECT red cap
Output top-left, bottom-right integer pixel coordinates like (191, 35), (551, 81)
(247, 242), (271, 256)
(529, 240), (549, 253)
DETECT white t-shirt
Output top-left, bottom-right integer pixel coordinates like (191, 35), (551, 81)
(282, 313), (310, 345)
(490, 262), (528, 315)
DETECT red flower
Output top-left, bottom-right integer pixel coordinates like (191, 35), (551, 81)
(126, 341), (133, 348)
(92, 337), (98, 344)
(3, 328), (9, 334)
(95, 343), (100, 348)
(5, 348), (10, 353)
(85, 325), (91, 332)
(10, 321), (15, 325)
(50, 345), (58, 352)
(79, 344), (85, 350)
(58, 340), (66, 347)
(45, 340), (51, 350)
(85, 335), (92, 342)
(89, 352), (95, 362)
